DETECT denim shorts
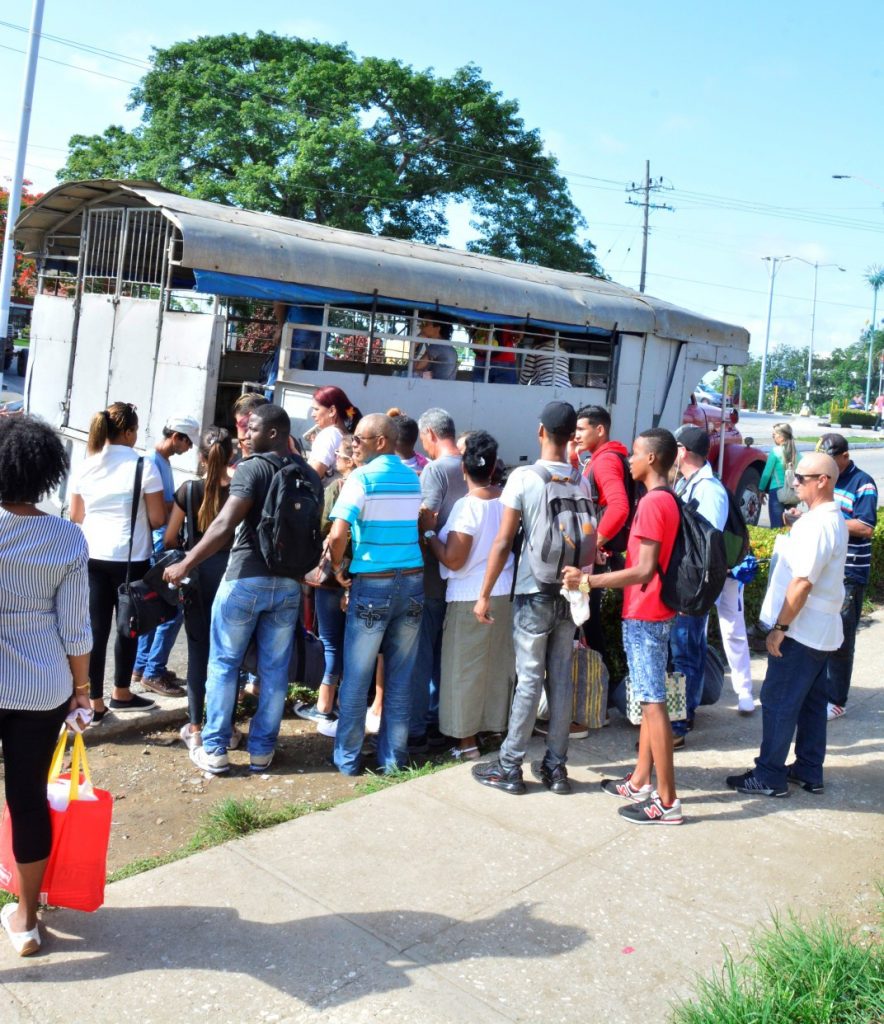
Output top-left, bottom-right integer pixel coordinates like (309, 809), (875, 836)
(623, 618), (673, 703)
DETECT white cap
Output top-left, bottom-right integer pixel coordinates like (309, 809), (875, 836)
(164, 415), (201, 446)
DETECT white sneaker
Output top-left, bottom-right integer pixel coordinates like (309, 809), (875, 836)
(249, 750), (274, 772)
(190, 745), (229, 774)
(179, 724), (203, 751)
(316, 718), (338, 738)
(826, 703), (846, 721)
(737, 693), (755, 714)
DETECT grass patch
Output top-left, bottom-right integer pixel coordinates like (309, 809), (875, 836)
(671, 911), (884, 1024)
(794, 435), (884, 444)
(356, 759), (454, 795)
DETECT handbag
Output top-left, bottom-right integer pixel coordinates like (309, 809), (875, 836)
(116, 458), (178, 640)
(625, 671), (687, 724)
(303, 540), (349, 588)
(777, 465), (800, 506)
(571, 642), (609, 728)
(0, 730), (113, 912)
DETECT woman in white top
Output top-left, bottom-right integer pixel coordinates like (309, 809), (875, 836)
(425, 431), (515, 760)
(0, 415), (92, 955)
(306, 386), (361, 481)
(69, 402), (166, 719)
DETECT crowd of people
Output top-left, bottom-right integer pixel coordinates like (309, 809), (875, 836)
(0, 385), (875, 952)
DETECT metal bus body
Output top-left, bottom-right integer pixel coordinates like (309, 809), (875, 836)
(15, 179), (761, 516)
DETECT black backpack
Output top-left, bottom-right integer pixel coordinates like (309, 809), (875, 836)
(585, 451), (636, 553)
(721, 487), (750, 569)
(516, 464), (597, 594)
(653, 488), (729, 617)
(252, 453), (323, 578)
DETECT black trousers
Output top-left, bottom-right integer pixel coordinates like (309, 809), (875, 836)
(87, 558), (150, 699)
(0, 702), (68, 863)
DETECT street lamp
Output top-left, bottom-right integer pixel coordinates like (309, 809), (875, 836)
(865, 266), (884, 408)
(757, 255), (792, 413)
(788, 258), (846, 411)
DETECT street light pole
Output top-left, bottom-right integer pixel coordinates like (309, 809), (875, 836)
(787, 258), (846, 412)
(757, 255), (791, 413)
(866, 282), (882, 408)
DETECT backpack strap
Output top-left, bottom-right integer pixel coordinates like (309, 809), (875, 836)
(124, 457), (144, 587)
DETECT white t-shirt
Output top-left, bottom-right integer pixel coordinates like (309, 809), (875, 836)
(760, 501), (847, 651)
(309, 426), (343, 473)
(501, 459), (592, 595)
(71, 445), (163, 561)
(438, 493), (514, 602)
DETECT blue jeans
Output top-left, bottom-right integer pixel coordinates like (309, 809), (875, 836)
(334, 572), (424, 776)
(471, 364), (518, 385)
(499, 592), (576, 772)
(766, 489), (784, 529)
(314, 587), (346, 687)
(826, 582), (864, 707)
(202, 576), (301, 757)
(670, 613), (708, 736)
(409, 595), (446, 738)
(134, 606), (184, 678)
(754, 636), (830, 790)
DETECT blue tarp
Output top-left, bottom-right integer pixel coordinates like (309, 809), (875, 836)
(192, 269), (612, 338)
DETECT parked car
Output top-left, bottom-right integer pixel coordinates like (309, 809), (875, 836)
(695, 382), (724, 405)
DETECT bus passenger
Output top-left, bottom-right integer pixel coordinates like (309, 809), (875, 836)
(307, 386), (362, 482)
(519, 333), (571, 388)
(413, 314), (457, 380)
(470, 328), (519, 385)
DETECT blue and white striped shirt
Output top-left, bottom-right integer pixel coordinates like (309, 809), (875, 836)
(330, 454), (423, 573)
(0, 509), (92, 711)
(834, 461), (878, 584)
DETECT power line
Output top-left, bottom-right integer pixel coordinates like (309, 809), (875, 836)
(0, 19), (150, 69)
(0, 42), (138, 85)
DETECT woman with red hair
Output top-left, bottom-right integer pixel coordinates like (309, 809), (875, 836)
(307, 387), (362, 481)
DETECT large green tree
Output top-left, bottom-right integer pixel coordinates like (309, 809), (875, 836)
(59, 33), (602, 275)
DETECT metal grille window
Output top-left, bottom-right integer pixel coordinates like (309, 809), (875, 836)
(82, 207), (174, 298)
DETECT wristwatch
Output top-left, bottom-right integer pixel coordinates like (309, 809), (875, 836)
(772, 622), (789, 632)
(578, 575), (590, 594)
(423, 530), (437, 540)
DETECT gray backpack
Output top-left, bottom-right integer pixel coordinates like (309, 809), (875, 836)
(516, 464), (597, 594)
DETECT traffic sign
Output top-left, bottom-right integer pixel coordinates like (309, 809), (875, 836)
(770, 378), (797, 390)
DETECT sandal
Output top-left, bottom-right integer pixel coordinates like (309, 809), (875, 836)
(1, 903), (41, 957)
(448, 745), (480, 761)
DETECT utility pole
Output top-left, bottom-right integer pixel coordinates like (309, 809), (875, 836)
(626, 160), (673, 293)
(0, 0), (44, 395)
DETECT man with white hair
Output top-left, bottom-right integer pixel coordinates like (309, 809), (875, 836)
(726, 452), (847, 798)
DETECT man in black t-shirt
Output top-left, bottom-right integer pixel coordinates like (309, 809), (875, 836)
(165, 405), (321, 775)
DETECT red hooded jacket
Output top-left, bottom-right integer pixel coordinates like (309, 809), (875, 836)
(582, 440), (631, 545)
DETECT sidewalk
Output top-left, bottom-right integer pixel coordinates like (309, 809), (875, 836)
(1, 618), (881, 1023)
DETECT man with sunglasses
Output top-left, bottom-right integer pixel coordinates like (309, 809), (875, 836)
(326, 414), (424, 775)
(726, 453), (847, 798)
(815, 433), (878, 721)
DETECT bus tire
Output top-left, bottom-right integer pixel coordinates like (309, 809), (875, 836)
(735, 465), (762, 526)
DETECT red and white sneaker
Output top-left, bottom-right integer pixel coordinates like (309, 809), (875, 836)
(619, 791), (684, 825)
(826, 703), (846, 722)
(600, 773), (654, 802)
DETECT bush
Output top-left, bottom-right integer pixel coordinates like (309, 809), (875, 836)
(835, 410), (876, 429)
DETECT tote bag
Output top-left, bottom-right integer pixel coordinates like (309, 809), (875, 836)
(625, 671), (687, 724)
(0, 731), (113, 912)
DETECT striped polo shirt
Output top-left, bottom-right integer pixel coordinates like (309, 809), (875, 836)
(834, 461), (878, 584)
(330, 454), (423, 573)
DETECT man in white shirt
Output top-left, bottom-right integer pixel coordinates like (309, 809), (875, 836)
(670, 425), (730, 745)
(726, 453), (847, 798)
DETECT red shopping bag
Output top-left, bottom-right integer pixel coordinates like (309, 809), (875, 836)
(0, 730), (113, 912)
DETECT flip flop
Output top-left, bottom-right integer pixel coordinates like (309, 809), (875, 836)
(1, 903), (41, 957)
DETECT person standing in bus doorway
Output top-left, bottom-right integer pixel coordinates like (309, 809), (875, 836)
(409, 409), (468, 752)
(131, 414), (201, 698)
(413, 314), (458, 380)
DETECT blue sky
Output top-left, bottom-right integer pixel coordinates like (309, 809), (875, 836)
(2, 0), (883, 373)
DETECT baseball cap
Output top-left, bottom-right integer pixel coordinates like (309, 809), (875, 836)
(539, 401), (578, 437)
(816, 432), (848, 457)
(164, 415), (201, 446)
(674, 424), (710, 458)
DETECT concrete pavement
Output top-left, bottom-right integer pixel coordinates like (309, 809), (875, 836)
(1, 617), (881, 1023)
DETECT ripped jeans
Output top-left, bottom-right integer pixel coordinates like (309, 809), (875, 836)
(334, 571), (424, 775)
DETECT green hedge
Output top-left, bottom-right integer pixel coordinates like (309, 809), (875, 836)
(599, 510), (884, 683)
(834, 410), (876, 429)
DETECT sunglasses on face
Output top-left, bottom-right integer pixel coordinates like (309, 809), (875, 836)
(352, 434), (379, 445)
(794, 473), (826, 485)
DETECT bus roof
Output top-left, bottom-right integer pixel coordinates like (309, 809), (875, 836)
(16, 179), (749, 350)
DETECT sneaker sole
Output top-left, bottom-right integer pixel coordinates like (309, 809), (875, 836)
(601, 781), (653, 802)
(788, 777), (824, 794)
(250, 756), (274, 773)
(189, 748), (229, 774)
(474, 778), (526, 795)
(620, 812), (684, 825)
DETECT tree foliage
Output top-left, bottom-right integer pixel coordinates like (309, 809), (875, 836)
(1, 181), (40, 297)
(59, 33), (602, 275)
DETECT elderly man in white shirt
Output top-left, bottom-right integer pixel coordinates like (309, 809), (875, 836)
(726, 452), (847, 798)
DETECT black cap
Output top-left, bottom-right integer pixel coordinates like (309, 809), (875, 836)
(540, 401), (577, 437)
(817, 432), (848, 456)
(674, 424), (710, 458)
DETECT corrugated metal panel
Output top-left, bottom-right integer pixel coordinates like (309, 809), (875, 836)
(15, 179), (750, 351)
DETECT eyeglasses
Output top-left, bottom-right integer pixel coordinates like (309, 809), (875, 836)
(352, 434), (379, 445)
(335, 450), (353, 459)
(794, 473), (827, 485)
